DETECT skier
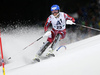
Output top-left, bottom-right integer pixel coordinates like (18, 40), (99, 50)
(34, 4), (75, 62)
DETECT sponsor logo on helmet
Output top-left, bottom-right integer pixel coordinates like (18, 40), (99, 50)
(52, 7), (57, 10)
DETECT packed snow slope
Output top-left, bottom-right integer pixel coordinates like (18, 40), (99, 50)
(0, 26), (100, 75)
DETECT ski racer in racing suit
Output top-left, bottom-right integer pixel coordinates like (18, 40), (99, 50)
(34, 5), (75, 61)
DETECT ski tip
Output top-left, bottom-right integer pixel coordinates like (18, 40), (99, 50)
(56, 45), (66, 51)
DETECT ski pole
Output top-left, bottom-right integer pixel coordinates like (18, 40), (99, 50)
(76, 24), (100, 32)
(23, 36), (43, 50)
(8, 31), (51, 60)
(23, 31), (51, 50)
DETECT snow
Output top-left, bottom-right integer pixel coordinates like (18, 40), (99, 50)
(0, 26), (100, 75)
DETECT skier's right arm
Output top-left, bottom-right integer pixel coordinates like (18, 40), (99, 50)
(44, 16), (51, 32)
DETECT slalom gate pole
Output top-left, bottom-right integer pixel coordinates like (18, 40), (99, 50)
(76, 24), (100, 32)
(0, 29), (5, 75)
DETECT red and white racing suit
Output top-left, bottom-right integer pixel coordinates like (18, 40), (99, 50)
(44, 12), (75, 43)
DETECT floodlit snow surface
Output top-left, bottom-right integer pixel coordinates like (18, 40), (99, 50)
(0, 26), (100, 75)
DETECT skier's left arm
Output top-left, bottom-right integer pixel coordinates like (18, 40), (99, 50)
(64, 13), (75, 23)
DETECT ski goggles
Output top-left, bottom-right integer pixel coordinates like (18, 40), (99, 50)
(51, 10), (59, 14)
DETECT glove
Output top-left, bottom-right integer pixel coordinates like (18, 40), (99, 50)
(66, 20), (76, 25)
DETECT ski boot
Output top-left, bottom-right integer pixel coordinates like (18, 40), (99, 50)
(46, 48), (55, 57)
(33, 55), (40, 62)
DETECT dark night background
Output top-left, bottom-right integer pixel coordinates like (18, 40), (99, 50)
(0, 0), (99, 28)
(0, 0), (89, 21)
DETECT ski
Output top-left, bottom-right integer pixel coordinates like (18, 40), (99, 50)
(33, 58), (40, 62)
(56, 45), (66, 51)
(46, 53), (55, 57)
